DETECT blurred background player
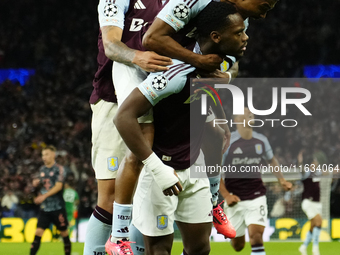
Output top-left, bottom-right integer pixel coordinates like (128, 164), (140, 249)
(30, 145), (71, 255)
(219, 108), (292, 255)
(113, 2), (248, 254)
(84, 1), (172, 255)
(298, 150), (323, 255)
(63, 178), (79, 238)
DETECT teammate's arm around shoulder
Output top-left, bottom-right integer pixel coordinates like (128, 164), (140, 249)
(101, 26), (172, 72)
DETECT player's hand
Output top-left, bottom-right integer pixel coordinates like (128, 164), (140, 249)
(225, 194), (240, 207)
(280, 180), (293, 191)
(196, 54), (223, 72)
(34, 194), (46, 204)
(133, 51), (173, 72)
(163, 171), (183, 196)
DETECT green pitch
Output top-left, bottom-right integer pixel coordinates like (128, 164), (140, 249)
(0, 241), (338, 255)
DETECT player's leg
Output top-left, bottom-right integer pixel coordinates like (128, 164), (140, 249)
(202, 121), (236, 238)
(130, 223), (146, 255)
(53, 209), (71, 255)
(244, 196), (268, 255)
(248, 224), (265, 255)
(231, 236), (246, 251)
(310, 214), (322, 255)
(30, 228), (45, 255)
(30, 211), (49, 255)
(176, 222), (211, 255)
(300, 199), (322, 255)
(84, 100), (126, 255)
(132, 166), (177, 255)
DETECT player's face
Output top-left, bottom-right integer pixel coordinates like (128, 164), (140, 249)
(235, 107), (255, 126)
(42, 149), (55, 166)
(235, 0), (278, 19)
(217, 13), (248, 58)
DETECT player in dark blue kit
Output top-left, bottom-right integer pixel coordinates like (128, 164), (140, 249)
(114, 2), (248, 254)
(30, 145), (71, 255)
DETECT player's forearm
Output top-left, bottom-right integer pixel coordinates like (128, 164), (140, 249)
(103, 39), (137, 66)
(143, 33), (200, 67)
(43, 182), (63, 198)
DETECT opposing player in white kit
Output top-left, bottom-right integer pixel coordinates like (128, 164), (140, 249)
(298, 150), (323, 255)
(114, 2), (248, 254)
(84, 1), (172, 255)
(220, 108), (292, 255)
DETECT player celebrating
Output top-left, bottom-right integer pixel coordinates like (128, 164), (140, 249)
(30, 145), (71, 255)
(219, 108), (292, 255)
(84, 1), (172, 255)
(142, 0), (279, 238)
(113, 2), (248, 254)
(298, 150), (322, 255)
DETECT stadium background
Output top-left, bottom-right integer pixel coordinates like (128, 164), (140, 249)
(1, 0), (340, 253)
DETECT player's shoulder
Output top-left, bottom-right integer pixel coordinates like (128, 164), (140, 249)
(230, 130), (242, 143)
(252, 131), (268, 142)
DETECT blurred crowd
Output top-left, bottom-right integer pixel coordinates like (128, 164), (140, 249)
(1, 0), (340, 219)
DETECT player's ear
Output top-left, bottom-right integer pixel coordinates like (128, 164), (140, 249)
(210, 31), (221, 43)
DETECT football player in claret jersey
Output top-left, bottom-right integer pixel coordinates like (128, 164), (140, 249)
(298, 150), (322, 255)
(85, 1), (171, 255)
(219, 108), (292, 255)
(30, 146), (71, 255)
(114, 2), (248, 254)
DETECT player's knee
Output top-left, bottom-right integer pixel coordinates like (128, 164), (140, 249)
(125, 152), (144, 169)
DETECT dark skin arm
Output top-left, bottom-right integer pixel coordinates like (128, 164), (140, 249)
(113, 88), (182, 195)
(143, 18), (223, 72)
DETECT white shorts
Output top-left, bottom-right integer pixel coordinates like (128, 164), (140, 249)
(91, 100), (127, 179)
(113, 62), (153, 123)
(301, 199), (322, 220)
(132, 151), (212, 237)
(224, 195), (268, 237)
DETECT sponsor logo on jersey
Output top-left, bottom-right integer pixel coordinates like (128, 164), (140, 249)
(233, 147), (243, 154)
(232, 157), (262, 165)
(134, 0), (146, 9)
(255, 144), (263, 154)
(49, 171), (54, 176)
(152, 75), (168, 91)
(107, 157), (118, 171)
(129, 18), (148, 32)
(157, 215), (168, 229)
(173, 4), (190, 20)
(104, 3), (118, 17)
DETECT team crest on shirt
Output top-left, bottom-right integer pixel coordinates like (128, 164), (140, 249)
(49, 171), (54, 176)
(152, 75), (168, 91)
(108, 157), (118, 171)
(104, 3), (118, 17)
(255, 144), (263, 154)
(157, 215), (168, 229)
(40, 172), (45, 177)
(173, 4), (190, 20)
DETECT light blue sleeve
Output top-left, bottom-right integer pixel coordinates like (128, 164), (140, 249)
(253, 132), (274, 161)
(138, 60), (195, 106)
(157, 0), (212, 32)
(98, 0), (130, 29)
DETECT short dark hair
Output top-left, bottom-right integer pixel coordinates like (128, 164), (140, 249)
(196, 2), (238, 39)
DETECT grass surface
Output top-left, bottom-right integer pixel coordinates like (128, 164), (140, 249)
(0, 241), (339, 254)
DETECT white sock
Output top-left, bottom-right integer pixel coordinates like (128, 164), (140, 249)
(111, 202), (133, 240)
